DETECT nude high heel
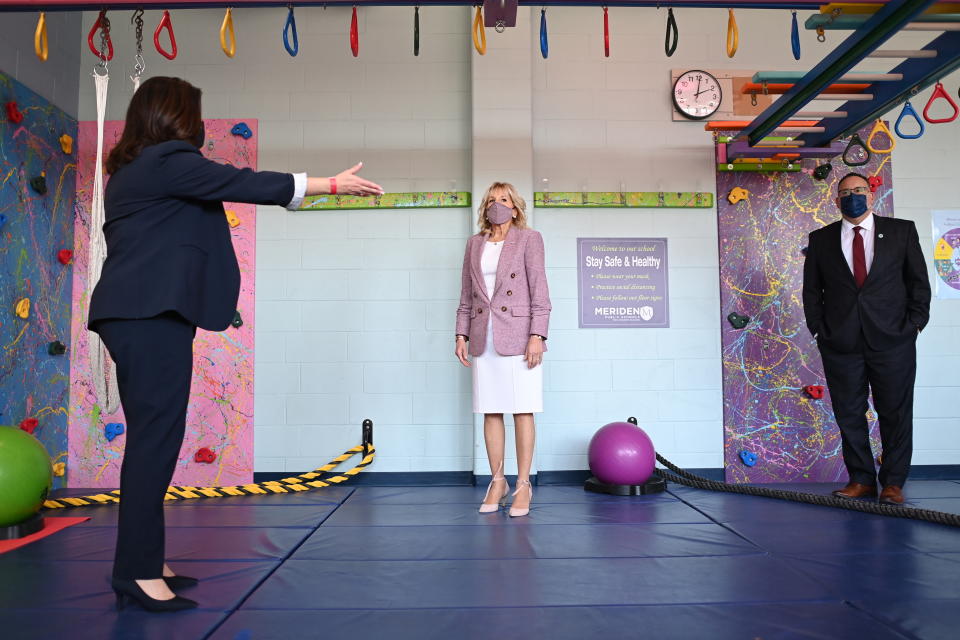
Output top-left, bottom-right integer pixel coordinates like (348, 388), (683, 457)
(479, 461), (510, 513)
(509, 479), (533, 517)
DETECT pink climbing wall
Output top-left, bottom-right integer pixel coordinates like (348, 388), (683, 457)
(67, 120), (258, 488)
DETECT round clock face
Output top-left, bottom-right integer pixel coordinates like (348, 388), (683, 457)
(673, 70), (722, 120)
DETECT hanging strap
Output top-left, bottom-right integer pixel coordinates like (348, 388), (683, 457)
(726, 9), (738, 58)
(791, 10), (800, 60)
(603, 6), (610, 58)
(88, 9), (113, 62)
(866, 119), (895, 154)
(922, 81), (958, 124)
(154, 10), (177, 60)
(220, 8), (236, 58)
(414, 6), (420, 56)
(89, 69), (121, 415)
(473, 6), (486, 55)
(842, 133), (870, 167)
(894, 100), (925, 139)
(665, 8), (678, 57)
(540, 8), (548, 59)
(350, 6), (359, 57)
(35, 12), (48, 62)
(284, 5), (299, 57)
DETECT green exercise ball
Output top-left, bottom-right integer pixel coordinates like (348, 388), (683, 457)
(0, 425), (53, 527)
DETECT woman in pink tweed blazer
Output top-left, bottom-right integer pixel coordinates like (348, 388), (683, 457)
(455, 182), (551, 517)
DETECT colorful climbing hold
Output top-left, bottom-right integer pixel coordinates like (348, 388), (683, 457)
(727, 187), (749, 204)
(59, 133), (74, 154)
(20, 418), (38, 434)
(194, 447), (217, 464)
(57, 249), (73, 265)
(48, 341), (67, 356)
(104, 422), (125, 442)
(812, 163), (832, 181)
(52, 462), (65, 477)
(727, 312), (749, 329)
(803, 385), (825, 399)
(230, 122), (253, 139)
(0, 213), (7, 229)
(6, 101), (23, 124)
(739, 450), (758, 467)
(30, 173), (47, 195)
(225, 209), (240, 228)
(231, 310), (243, 328)
(15, 298), (30, 319)
(868, 175), (883, 193)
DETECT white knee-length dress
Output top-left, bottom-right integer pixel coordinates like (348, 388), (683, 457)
(473, 240), (544, 414)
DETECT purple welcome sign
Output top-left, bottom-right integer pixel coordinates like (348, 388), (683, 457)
(577, 238), (670, 328)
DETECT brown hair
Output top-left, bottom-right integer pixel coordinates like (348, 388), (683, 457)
(477, 182), (529, 234)
(105, 76), (203, 174)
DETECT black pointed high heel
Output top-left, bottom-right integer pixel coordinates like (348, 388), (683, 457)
(111, 578), (198, 612)
(163, 575), (199, 590)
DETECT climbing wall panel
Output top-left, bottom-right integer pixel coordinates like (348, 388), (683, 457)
(67, 120), (258, 488)
(0, 71), (77, 489)
(717, 132), (892, 483)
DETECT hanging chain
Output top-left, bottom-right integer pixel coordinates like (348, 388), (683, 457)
(132, 8), (145, 77)
(98, 11), (111, 70)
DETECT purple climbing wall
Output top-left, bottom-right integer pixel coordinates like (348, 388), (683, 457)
(717, 136), (893, 483)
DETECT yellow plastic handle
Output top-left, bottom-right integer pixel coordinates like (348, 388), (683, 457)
(15, 298), (30, 319)
(35, 12), (48, 62)
(726, 9), (739, 58)
(220, 8), (237, 58)
(866, 118), (896, 154)
(473, 6), (486, 55)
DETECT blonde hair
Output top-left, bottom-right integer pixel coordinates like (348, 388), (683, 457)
(477, 182), (529, 234)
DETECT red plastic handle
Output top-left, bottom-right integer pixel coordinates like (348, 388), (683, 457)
(350, 7), (359, 57)
(6, 101), (24, 124)
(603, 7), (610, 58)
(87, 10), (113, 61)
(923, 82), (959, 124)
(154, 10), (178, 60)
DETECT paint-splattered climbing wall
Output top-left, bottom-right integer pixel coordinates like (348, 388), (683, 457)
(67, 120), (258, 488)
(0, 71), (77, 489)
(717, 135), (892, 483)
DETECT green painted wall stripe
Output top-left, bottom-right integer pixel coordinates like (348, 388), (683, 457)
(534, 192), (714, 208)
(298, 192), (472, 211)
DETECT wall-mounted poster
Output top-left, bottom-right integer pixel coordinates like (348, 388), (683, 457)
(933, 210), (960, 300)
(577, 238), (669, 328)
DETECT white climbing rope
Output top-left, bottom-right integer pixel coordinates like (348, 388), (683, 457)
(88, 67), (121, 414)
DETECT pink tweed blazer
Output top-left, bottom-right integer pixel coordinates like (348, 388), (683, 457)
(456, 226), (552, 357)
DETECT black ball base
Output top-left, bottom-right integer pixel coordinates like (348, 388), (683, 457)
(584, 474), (667, 496)
(1, 513), (44, 540)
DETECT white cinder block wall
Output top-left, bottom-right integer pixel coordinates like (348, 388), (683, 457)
(64, 7), (958, 475)
(1, 12), (81, 117)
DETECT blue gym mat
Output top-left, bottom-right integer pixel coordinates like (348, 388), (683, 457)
(4, 480), (960, 639)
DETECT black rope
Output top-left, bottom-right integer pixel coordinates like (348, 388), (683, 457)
(655, 453), (960, 528)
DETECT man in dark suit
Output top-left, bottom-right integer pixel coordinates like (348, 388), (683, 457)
(803, 172), (930, 504)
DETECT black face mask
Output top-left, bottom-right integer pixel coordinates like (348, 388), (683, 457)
(193, 122), (205, 148)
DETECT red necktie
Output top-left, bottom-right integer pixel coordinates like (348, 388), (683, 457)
(852, 226), (867, 287)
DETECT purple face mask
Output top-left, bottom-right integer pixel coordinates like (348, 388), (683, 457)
(487, 201), (514, 224)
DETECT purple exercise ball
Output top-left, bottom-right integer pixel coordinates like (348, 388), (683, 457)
(588, 421), (656, 486)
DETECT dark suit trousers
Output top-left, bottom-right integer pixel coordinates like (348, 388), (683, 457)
(819, 337), (916, 488)
(95, 312), (196, 579)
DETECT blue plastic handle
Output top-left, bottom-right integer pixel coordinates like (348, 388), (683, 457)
(790, 11), (800, 60)
(895, 100), (925, 139)
(540, 9), (548, 59)
(283, 7), (299, 57)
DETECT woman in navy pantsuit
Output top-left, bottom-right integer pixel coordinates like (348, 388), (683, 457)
(90, 77), (382, 612)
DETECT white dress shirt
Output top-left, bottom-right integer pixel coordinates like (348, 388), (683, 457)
(286, 172), (308, 210)
(840, 211), (875, 277)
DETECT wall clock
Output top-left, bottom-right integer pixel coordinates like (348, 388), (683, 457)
(672, 70), (722, 120)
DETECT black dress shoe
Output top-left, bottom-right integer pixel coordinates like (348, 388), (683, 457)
(163, 575), (199, 590)
(111, 578), (198, 612)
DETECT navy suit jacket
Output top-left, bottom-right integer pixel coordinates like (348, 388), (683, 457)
(88, 140), (294, 332)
